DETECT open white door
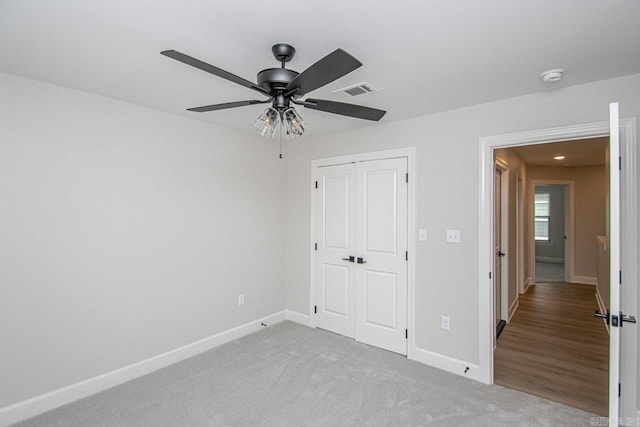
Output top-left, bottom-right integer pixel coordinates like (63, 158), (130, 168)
(494, 167), (503, 345)
(607, 102), (621, 425)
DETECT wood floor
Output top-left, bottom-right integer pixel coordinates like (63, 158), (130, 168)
(494, 282), (609, 416)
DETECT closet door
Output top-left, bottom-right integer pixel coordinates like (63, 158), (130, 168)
(355, 158), (408, 355)
(315, 164), (356, 338)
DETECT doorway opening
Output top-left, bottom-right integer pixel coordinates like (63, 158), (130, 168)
(478, 114), (638, 420)
(493, 138), (608, 415)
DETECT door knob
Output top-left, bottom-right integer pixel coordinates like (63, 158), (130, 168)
(621, 313), (637, 326)
(357, 257), (367, 264)
(594, 309), (610, 325)
(497, 251), (506, 257)
(342, 256), (355, 262)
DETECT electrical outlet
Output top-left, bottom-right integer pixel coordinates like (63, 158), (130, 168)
(419, 228), (427, 241)
(238, 294), (245, 306)
(446, 229), (461, 243)
(441, 316), (450, 330)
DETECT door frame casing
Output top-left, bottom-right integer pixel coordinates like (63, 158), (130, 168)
(478, 119), (637, 417)
(516, 173), (526, 295)
(494, 157), (509, 325)
(530, 180), (574, 284)
(309, 147), (416, 357)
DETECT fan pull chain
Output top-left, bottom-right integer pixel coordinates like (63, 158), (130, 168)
(279, 119), (283, 159)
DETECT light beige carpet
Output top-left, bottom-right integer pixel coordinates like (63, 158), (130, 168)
(14, 321), (596, 426)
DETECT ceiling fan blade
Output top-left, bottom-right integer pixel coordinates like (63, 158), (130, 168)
(187, 99), (271, 112)
(161, 50), (270, 96)
(285, 49), (362, 96)
(303, 99), (386, 121)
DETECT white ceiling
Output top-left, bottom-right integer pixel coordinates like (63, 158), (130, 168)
(1, 0), (639, 137)
(511, 137), (607, 167)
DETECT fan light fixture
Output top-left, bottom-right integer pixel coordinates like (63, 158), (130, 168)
(255, 106), (306, 139)
(282, 107), (306, 139)
(254, 107), (279, 137)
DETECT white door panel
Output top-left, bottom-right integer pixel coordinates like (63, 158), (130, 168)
(356, 158), (408, 355)
(363, 270), (398, 329)
(323, 174), (350, 249)
(494, 167), (502, 345)
(364, 169), (398, 254)
(315, 164), (356, 338)
(607, 102), (621, 424)
(322, 264), (350, 316)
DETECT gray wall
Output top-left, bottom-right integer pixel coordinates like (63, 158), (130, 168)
(0, 73), (287, 407)
(535, 184), (566, 261)
(1, 70), (639, 412)
(285, 73), (640, 368)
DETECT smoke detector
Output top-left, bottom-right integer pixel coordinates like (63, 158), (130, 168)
(541, 68), (564, 83)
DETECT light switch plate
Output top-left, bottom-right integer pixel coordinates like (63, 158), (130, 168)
(446, 229), (461, 243)
(419, 229), (427, 241)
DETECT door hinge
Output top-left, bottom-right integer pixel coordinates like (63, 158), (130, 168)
(314, 242), (318, 251)
(405, 173), (408, 183)
(619, 270), (622, 285)
(315, 180), (318, 189)
(619, 156), (622, 171)
(619, 382), (621, 397)
(489, 272), (492, 279)
(314, 305), (317, 314)
(405, 329), (408, 339)
(405, 251), (408, 261)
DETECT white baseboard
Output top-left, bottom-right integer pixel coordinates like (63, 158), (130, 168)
(410, 346), (482, 383)
(535, 256), (565, 264)
(570, 275), (597, 285)
(508, 297), (519, 322)
(0, 310), (287, 427)
(285, 309), (312, 327)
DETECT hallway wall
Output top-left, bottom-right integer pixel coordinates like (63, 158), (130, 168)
(528, 166), (606, 281)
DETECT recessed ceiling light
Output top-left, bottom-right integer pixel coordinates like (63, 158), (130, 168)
(553, 155), (566, 160)
(541, 68), (564, 83)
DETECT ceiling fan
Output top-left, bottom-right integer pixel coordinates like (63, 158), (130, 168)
(160, 43), (386, 139)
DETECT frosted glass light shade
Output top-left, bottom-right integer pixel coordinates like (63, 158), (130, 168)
(254, 107), (279, 138)
(282, 107), (306, 139)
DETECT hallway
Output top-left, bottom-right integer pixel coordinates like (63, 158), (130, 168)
(494, 282), (609, 416)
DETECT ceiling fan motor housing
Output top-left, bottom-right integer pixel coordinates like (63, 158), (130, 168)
(257, 68), (299, 94)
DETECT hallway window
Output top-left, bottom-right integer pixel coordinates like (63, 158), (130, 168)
(535, 192), (550, 241)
